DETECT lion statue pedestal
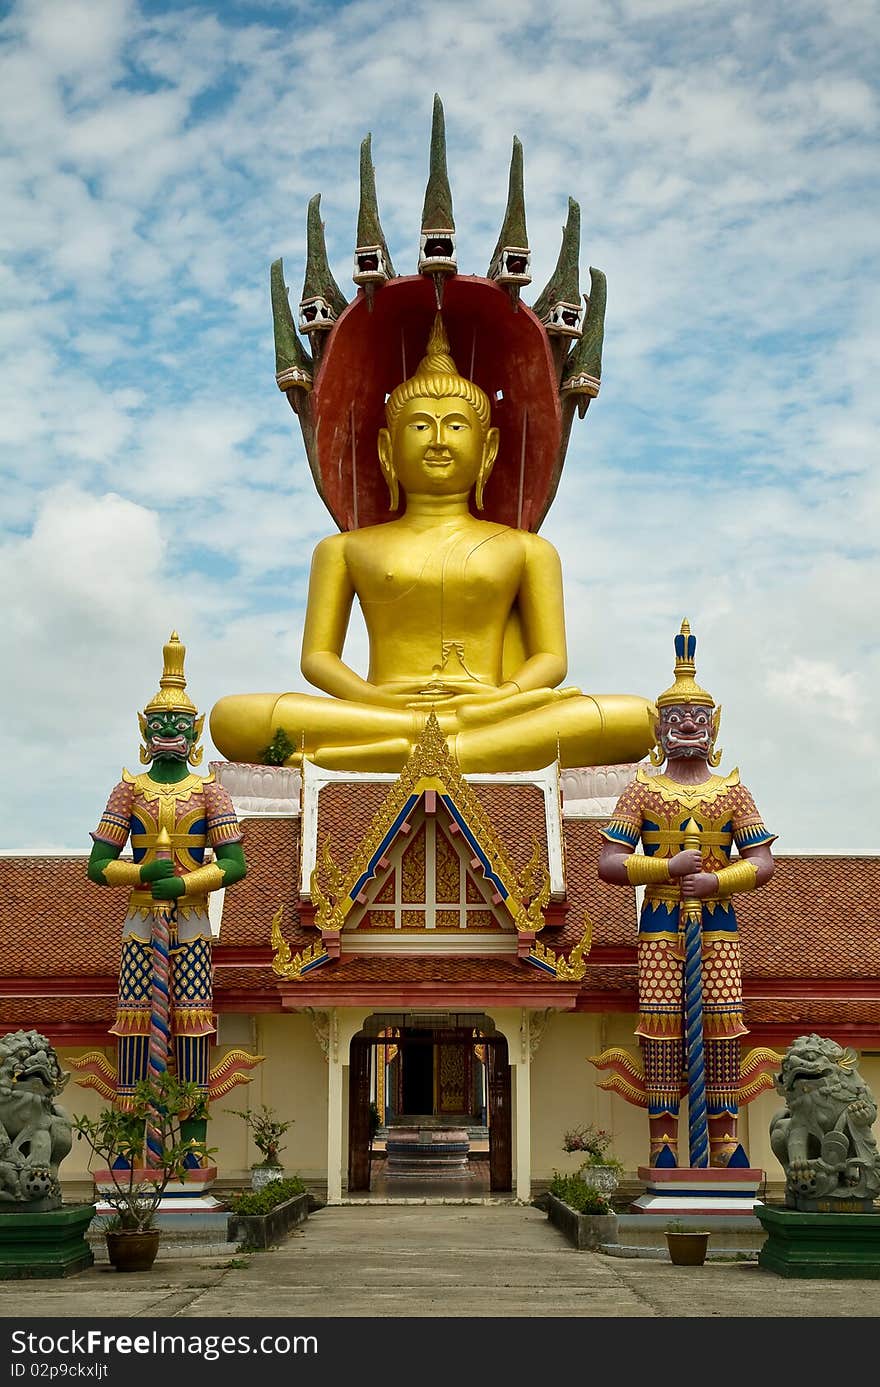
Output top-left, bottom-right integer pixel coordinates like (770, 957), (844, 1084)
(756, 1034), (880, 1278)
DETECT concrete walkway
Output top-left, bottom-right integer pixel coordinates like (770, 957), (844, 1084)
(1, 1204), (878, 1319)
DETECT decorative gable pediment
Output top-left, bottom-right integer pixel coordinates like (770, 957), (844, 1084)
(346, 794), (512, 935)
(307, 713), (550, 952)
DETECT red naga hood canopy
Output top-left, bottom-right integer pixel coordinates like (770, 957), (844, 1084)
(269, 95), (607, 535)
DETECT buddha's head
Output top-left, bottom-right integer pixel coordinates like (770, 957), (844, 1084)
(138, 632), (204, 767)
(378, 315), (499, 510)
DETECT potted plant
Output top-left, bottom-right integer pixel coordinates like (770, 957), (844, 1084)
(664, 1218), (711, 1266)
(73, 1073), (214, 1272)
(561, 1123), (624, 1194)
(231, 1103), (294, 1189)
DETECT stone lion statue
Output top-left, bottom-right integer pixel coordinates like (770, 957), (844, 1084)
(0, 1029), (73, 1209)
(770, 1033), (880, 1209)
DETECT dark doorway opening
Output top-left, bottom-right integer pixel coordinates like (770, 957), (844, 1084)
(347, 1022), (511, 1195)
(401, 1028), (434, 1112)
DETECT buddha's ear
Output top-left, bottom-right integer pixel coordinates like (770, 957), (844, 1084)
(377, 427), (399, 511)
(475, 426), (500, 511)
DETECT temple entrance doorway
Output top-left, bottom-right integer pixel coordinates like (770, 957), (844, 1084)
(347, 1013), (512, 1196)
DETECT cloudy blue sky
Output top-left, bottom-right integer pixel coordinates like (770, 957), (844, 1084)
(1, 0), (877, 853)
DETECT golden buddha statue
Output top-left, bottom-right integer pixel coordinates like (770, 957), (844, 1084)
(210, 316), (654, 772)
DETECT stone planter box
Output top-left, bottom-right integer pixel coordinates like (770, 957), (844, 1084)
(227, 1191), (310, 1251)
(546, 1192), (618, 1251)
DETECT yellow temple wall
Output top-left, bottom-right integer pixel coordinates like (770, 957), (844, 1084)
(210, 1015), (330, 1184)
(58, 1027), (880, 1194)
(530, 1012), (649, 1180)
(530, 1020), (880, 1182)
(58, 1013), (330, 1187)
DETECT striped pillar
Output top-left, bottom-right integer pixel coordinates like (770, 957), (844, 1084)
(682, 818), (709, 1168)
(144, 825), (176, 1168)
(145, 903), (173, 1166)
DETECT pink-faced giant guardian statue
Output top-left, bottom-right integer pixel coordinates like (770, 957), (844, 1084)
(595, 621), (777, 1169)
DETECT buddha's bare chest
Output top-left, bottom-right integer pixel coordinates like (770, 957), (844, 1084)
(349, 529), (521, 610)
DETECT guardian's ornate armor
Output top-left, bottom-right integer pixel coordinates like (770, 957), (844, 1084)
(88, 634), (245, 1106)
(602, 766), (774, 1046)
(597, 622), (777, 1167)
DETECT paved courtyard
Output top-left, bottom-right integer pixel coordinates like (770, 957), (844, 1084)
(0, 1204), (878, 1319)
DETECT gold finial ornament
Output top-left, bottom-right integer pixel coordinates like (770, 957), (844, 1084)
(144, 632), (199, 715)
(656, 619), (715, 709)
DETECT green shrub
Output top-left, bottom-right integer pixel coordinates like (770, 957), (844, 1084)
(548, 1171), (612, 1215)
(227, 1177), (306, 1216)
(261, 729), (297, 766)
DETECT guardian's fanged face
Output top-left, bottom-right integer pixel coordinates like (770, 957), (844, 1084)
(143, 709), (197, 762)
(658, 703), (713, 760)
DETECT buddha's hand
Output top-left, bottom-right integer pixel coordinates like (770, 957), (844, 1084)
(455, 685), (580, 726)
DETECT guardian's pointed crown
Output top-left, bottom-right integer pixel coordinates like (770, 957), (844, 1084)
(143, 632), (199, 716)
(656, 620), (715, 709)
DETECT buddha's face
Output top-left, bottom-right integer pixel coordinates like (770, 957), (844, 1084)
(378, 393), (499, 506)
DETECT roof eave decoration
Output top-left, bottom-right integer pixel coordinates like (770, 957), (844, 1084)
(526, 918), (591, 981)
(305, 712), (551, 945)
(271, 904), (331, 982)
(69, 1047), (264, 1104)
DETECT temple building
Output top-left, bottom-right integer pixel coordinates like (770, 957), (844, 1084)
(2, 735), (877, 1201)
(5, 101), (877, 1204)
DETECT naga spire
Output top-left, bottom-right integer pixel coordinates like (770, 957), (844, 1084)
(271, 259), (313, 397)
(353, 133), (395, 303)
(419, 94), (456, 300)
(561, 266), (606, 417)
(298, 194), (348, 350)
(488, 136), (531, 303)
(532, 197), (584, 340)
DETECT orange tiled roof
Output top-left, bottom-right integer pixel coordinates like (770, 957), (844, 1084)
(2, 785), (879, 1033)
(0, 996), (115, 1029)
(744, 998), (880, 1027)
(0, 856), (122, 978)
(286, 954), (544, 985)
(559, 818), (637, 952)
(468, 782), (549, 876)
(215, 817), (301, 950)
(737, 856), (880, 979)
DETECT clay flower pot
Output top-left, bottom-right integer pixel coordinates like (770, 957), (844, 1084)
(665, 1230), (710, 1266)
(106, 1229), (161, 1272)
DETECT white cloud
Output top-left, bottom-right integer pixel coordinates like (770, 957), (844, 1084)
(1, 0), (878, 853)
(767, 657), (866, 726)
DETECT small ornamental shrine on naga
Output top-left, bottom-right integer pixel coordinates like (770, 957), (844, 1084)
(2, 98), (879, 1206)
